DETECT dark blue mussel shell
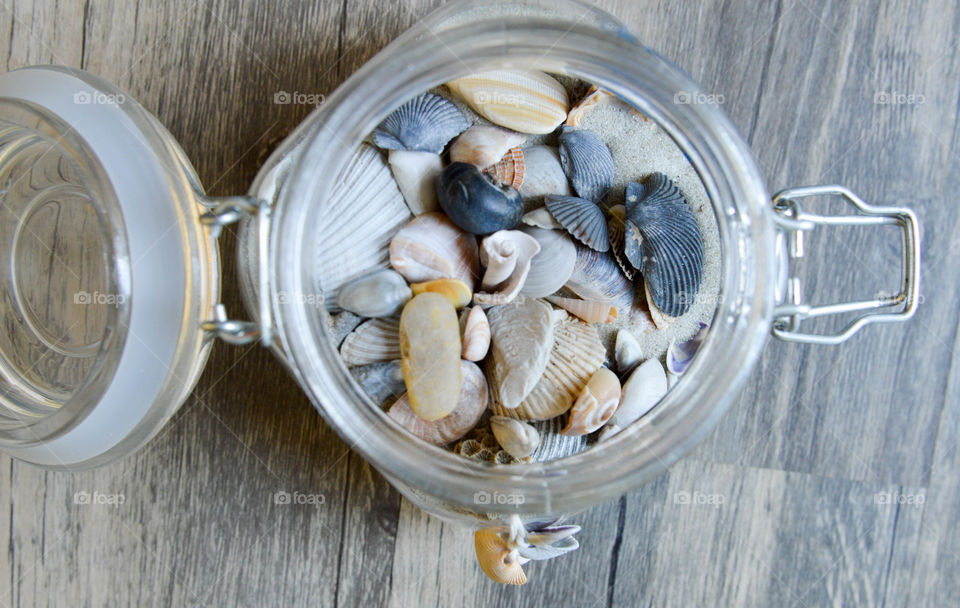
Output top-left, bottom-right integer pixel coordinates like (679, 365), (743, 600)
(436, 162), (524, 235)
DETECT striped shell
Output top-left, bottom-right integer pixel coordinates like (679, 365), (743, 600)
(529, 417), (589, 461)
(340, 318), (401, 365)
(561, 367), (621, 435)
(518, 145), (571, 201)
(446, 70), (569, 134)
(450, 125), (526, 168)
(475, 527), (527, 585)
(460, 306), (491, 361)
(624, 173), (704, 317)
(485, 147), (525, 189)
(558, 126), (615, 203)
(314, 145), (412, 312)
(606, 204), (635, 280)
(566, 247), (635, 314)
(545, 195), (609, 252)
(486, 298), (555, 408)
(519, 226), (578, 298)
(373, 92), (469, 154)
(545, 295), (617, 324)
(389, 212), (480, 290)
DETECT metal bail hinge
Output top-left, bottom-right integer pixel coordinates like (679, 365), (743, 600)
(199, 195), (274, 347)
(771, 185), (921, 345)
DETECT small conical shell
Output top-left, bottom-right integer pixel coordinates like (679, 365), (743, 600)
(562, 367), (621, 435)
(545, 195), (609, 252)
(450, 125), (526, 168)
(446, 70), (569, 135)
(546, 295), (617, 324)
(475, 527), (527, 585)
(387, 150), (442, 215)
(611, 358), (668, 427)
(486, 298), (555, 408)
(340, 318), (401, 365)
(389, 212), (480, 290)
(518, 145), (571, 202)
(519, 226), (578, 298)
(461, 306), (491, 361)
(606, 204), (635, 280)
(490, 416), (540, 460)
(475, 230), (541, 306)
(485, 146), (525, 189)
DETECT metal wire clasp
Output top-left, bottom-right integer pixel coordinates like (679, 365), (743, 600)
(771, 185), (921, 345)
(198, 195), (274, 347)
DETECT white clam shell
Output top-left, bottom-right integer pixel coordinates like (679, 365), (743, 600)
(314, 144), (412, 312)
(490, 416), (540, 460)
(474, 230), (541, 306)
(387, 360), (488, 445)
(387, 150), (442, 215)
(519, 226), (578, 298)
(518, 145), (571, 201)
(389, 212), (480, 290)
(614, 329), (643, 375)
(445, 70), (569, 134)
(460, 306), (491, 361)
(562, 367), (621, 435)
(611, 358), (668, 427)
(545, 295), (617, 324)
(486, 298), (555, 409)
(449, 125), (527, 168)
(336, 269), (412, 318)
(339, 317), (401, 365)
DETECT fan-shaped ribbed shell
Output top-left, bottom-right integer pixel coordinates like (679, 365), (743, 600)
(446, 70), (569, 135)
(606, 204), (635, 280)
(566, 247), (634, 314)
(475, 527), (527, 585)
(624, 172), (704, 317)
(314, 145), (412, 312)
(528, 417), (589, 461)
(519, 226), (578, 298)
(518, 145), (571, 201)
(450, 125), (526, 168)
(373, 92), (469, 153)
(340, 318), (401, 365)
(545, 195), (609, 252)
(557, 126), (615, 203)
(485, 146), (525, 189)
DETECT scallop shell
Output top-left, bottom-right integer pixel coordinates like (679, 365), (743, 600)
(446, 70), (569, 135)
(522, 207), (563, 230)
(474, 230), (541, 306)
(340, 317), (401, 365)
(450, 125), (526, 168)
(667, 322), (708, 376)
(485, 146), (525, 189)
(373, 92), (469, 153)
(327, 311), (363, 348)
(490, 416), (540, 460)
(387, 360), (488, 445)
(337, 269), (412, 318)
(460, 306), (491, 361)
(606, 204), (636, 280)
(387, 150), (442, 215)
(545, 195), (609, 252)
(562, 367), (621, 435)
(389, 212), (480, 290)
(565, 86), (643, 126)
(349, 360), (405, 408)
(314, 144), (412, 312)
(529, 417), (588, 461)
(519, 226), (577, 298)
(475, 527), (527, 585)
(611, 358), (668, 427)
(545, 295), (617, 324)
(558, 126), (615, 203)
(566, 247), (634, 313)
(490, 315), (605, 421)
(518, 145), (571, 202)
(410, 278), (472, 308)
(486, 298), (555, 408)
(624, 173), (704, 317)
(614, 329), (643, 375)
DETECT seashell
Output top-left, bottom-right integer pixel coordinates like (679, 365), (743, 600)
(614, 329), (643, 375)
(340, 317), (401, 365)
(566, 246), (634, 313)
(399, 293), (462, 421)
(645, 283), (675, 330)
(450, 125), (526, 168)
(436, 162), (524, 235)
(557, 126), (614, 203)
(562, 367), (621, 435)
(520, 537), (579, 561)
(544, 195), (609, 252)
(389, 212), (480, 290)
(565, 86), (643, 127)
(522, 207), (563, 230)
(545, 295), (617, 324)
(411, 278), (472, 309)
(519, 226), (577, 297)
(314, 144), (412, 312)
(474, 527), (527, 585)
(485, 146), (525, 189)
(518, 145), (571, 202)
(474, 230), (541, 306)
(490, 315), (605, 421)
(372, 92), (469, 154)
(350, 360), (405, 408)
(387, 360), (487, 444)
(460, 306), (491, 361)
(326, 311), (363, 348)
(606, 204), (635, 280)
(667, 322), (709, 376)
(453, 423), (516, 464)
(446, 70), (569, 134)
(486, 298), (555, 409)
(624, 172), (704, 317)
(337, 269), (412, 318)
(528, 417), (589, 461)
(611, 358), (668, 428)
(490, 416), (540, 460)
(386, 150), (442, 215)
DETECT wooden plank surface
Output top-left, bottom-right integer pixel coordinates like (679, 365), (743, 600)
(1, 0), (958, 606)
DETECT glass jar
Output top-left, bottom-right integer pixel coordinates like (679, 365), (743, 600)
(0, 0), (919, 575)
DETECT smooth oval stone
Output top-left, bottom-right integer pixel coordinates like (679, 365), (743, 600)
(337, 269), (412, 317)
(399, 293), (462, 421)
(436, 162), (524, 235)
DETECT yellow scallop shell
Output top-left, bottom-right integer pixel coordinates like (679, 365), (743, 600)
(474, 527), (527, 585)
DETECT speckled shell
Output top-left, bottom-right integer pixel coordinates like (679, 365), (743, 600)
(475, 527), (527, 585)
(387, 150), (442, 215)
(545, 295), (617, 324)
(528, 417), (589, 461)
(474, 230), (542, 306)
(460, 306), (491, 361)
(485, 146), (525, 189)
(566, 247), (635, 314)
(314, 144), (412, 312)
(519, 226), (578, 298)
(558, 126), (615, 203)
(606, 204), (635, 280)
(446, 70), (569, 135)
(349, 360), (405, 408)
(373, 92), (469, 153)
(450, 125), (526, 168)
(562, 367), (621, 435)
(389, 212), (480, 290)
(624, 173), (704, 317)
(486, 298), (555, 409)
(490, 416), (540, 460)
(518, 145), (571, 201)
(387, 360), (488, 445)
(544, 195), (609, 252)
(339, 318), (401, 365)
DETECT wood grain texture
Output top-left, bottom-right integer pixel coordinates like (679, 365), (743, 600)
(1, 0), (958, 606)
